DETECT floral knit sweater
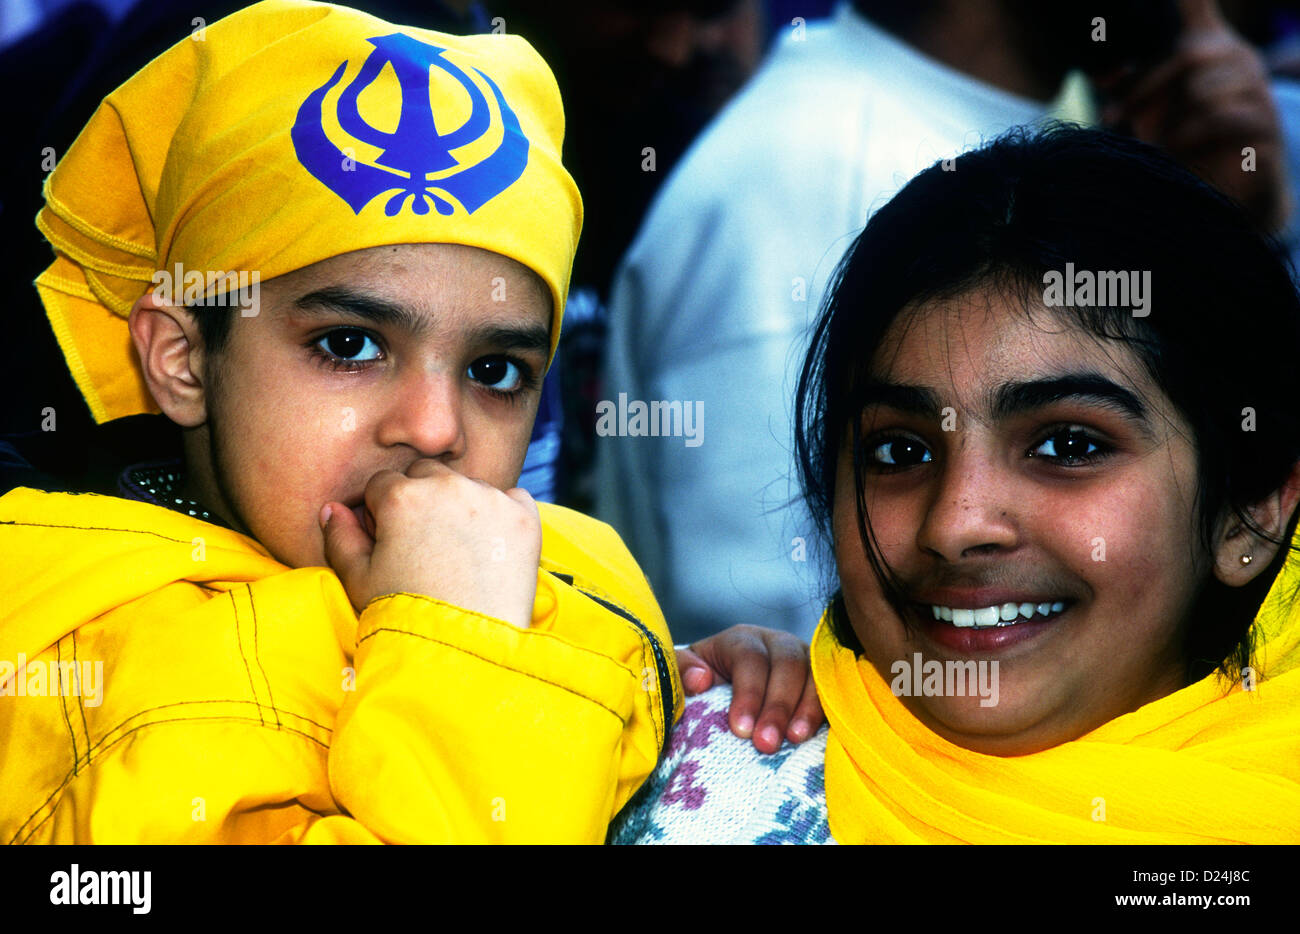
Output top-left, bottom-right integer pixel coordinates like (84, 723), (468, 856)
(609, 685), (834, 844)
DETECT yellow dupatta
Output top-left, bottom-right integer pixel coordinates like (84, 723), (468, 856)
(814, 547), (1300, 844)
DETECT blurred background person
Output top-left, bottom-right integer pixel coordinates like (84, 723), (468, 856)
(494, 0), (770, 511)
(1215, 0), (1300, 273)
(1091, 0), (1290, 232)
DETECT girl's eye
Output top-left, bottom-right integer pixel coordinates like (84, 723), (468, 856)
(315, 328), (381, 364)
(1031, 429), (1103, 464)
(467, 356), (523, 392)
(870, 437), (933, 467)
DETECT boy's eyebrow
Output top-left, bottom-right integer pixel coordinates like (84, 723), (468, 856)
(990, 373), (1151, 427)
(288, 287), (550, 353)
(466, 323), (551, 356)
(292, 287), (427, 334)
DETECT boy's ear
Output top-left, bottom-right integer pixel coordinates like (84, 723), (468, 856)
(128, 292), (208, 428)
(1211, 459), (1300, 587)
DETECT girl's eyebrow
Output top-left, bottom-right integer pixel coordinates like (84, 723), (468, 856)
(859, 380), (944, 417)
(861, 373), (1154, 434)
(990, 373), (1151, 429)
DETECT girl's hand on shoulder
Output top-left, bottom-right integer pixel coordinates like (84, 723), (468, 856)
(675, 625), (824, 754)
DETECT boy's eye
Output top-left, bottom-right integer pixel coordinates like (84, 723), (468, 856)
(467, 356), (523, 392)
(316, 328), (381, 362)
(870, 437), (932, 467)
(1031, 429), (1101, 463)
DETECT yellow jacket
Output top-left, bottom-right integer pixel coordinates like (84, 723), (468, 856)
(0, 486), (681, 843)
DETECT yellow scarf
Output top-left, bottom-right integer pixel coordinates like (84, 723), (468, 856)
(35, 0), (580, 424)
(814, 550), (1300, 843)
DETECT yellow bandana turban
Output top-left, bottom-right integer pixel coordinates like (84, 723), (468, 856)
(35, 0), (582, 423)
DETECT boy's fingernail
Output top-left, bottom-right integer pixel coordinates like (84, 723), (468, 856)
(735, 714), (754, 737)
(789, 719), (811, 741)
(759, 725), (780, 749)
(319, 504), (332, 528)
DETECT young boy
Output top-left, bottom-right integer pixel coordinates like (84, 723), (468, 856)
(0, 0), (816, 844)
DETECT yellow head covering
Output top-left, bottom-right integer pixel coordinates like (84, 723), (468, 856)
(814, 534), (1300, 843)
(35, 0), (582, 424)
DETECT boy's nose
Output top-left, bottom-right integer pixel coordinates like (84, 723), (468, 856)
(915, 445), (1021, 563)
(375, 369), (467, 460)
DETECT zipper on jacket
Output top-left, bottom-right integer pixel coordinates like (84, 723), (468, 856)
(548, 571), (676, 751)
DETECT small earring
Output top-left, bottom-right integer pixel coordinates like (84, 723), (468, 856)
(1241, 554), (1254, 565)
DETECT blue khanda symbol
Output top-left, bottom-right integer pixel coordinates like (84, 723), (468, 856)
(291, 33), (529, 216)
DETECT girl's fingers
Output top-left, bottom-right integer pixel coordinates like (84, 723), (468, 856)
(674, 646), (716, 695)
(750, 634), (813, 752)
(725, 641), (769, 740)
(786, 674), (825, 744)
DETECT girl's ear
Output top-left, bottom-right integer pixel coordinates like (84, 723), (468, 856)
(1211, 459), (1300, 587)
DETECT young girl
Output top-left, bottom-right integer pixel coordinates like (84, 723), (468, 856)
(613, 124), (1300, 844)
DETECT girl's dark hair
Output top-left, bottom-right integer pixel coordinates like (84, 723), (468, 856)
(794, 124), (1300, 683)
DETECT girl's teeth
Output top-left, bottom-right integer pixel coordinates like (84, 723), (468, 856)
(929, 601), (1069, 628)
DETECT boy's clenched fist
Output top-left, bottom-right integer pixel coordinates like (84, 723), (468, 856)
(320, 459), (542, 628)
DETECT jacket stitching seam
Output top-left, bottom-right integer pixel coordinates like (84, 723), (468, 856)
(10, 712), (331, 845)
(71, 631), (91, 757)
(230, 589), (265, 727)
(247, 587), (281, 729)
(55, 638), (80, 776)
(0, 518), (193, 545)
(367, 591), (641, 675)
(85, 699), (334, 744)
(358, 625), (628, 726)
